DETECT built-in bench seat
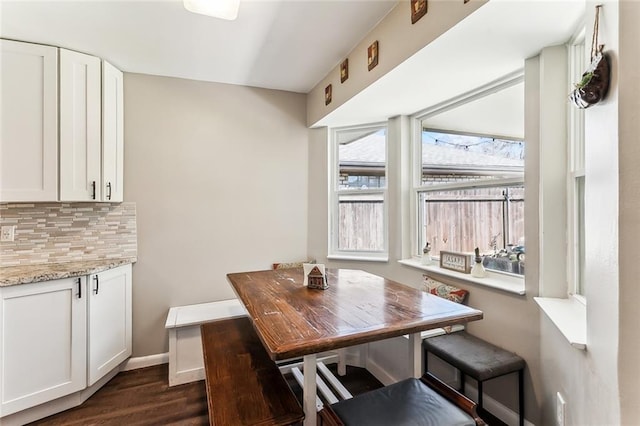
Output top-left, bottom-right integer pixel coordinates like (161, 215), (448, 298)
(201, 317), (304, 426)
(165, 299), (247, 386)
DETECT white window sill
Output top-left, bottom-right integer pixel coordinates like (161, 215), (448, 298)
(327, 254), (389, 263)
(534, 296), (586, 350)
(398, 258), (525, 295)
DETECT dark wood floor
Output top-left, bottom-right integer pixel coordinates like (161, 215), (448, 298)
(29, 363), (383, 425)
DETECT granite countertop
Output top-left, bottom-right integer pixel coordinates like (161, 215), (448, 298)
(0, 258), (137, 287)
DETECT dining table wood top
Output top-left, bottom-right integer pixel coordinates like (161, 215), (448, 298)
(227, 268), (483, 361)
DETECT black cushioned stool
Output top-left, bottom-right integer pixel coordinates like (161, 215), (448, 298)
(423, 331), (525, 426)
(319, 373), (486, 426)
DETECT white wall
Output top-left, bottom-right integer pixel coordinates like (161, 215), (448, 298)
(124, 74), (309, 356)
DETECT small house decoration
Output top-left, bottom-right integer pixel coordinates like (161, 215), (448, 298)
(307, 265), (328, 290)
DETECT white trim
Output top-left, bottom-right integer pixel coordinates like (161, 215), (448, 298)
(464, 383), (536, 426)
(0, 365), (122, 425)
(416, 176), (524, 193)
(409, 71), (526, 261)
(327, 254), (388, 262)
(534, 297), (586, 350)
(399, 258), (525, 295)
(412, 70), (524, 121)
(121, 353), (169, 371)
(364, 356), (397, 386)
(566, 35), (586, 298)
(328, 123), (389, 259)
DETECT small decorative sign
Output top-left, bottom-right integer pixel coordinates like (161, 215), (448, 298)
(340, 59), (349, 83)
(411, 0), (427, 24)
(324, 84), (332, 105)
(439, 251), (473, 274)
(367, 41), (379, 71)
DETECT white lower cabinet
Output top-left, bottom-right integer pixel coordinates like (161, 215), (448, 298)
(0, 277), (87, 417)
(87, 264), (132, 386)
(0, 264), (132, 419)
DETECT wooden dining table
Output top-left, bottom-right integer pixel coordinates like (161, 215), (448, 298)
(227, 267), (483, 426)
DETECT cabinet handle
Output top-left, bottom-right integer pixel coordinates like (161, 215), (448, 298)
(91, 181), (96, 200)
(93, 275), (99, 295)
(106, 182), (112, 200)
(77, 277), (82, 299)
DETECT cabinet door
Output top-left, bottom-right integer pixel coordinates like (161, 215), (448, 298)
(87, 264), (132, 386)
(0, 277), (87, 417)
(59, 49), (102, 201)
(102, 60), (124, 202)
(0, 40), (58, 202)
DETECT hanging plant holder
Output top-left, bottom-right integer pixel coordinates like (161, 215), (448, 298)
(569, 5), (610, 109)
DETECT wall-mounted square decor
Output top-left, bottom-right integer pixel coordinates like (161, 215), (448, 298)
(411, 0), (427, 24)
(340, 59), (349, 83)
(325, 84), (332, 105)
(367, 41), (379, 71)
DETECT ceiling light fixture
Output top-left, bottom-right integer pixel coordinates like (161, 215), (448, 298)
(183, 0), (240, 20)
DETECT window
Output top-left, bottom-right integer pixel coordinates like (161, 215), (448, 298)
(568, 35), (586, 297)
(415, 129), (525, 276)
(329, 124), (388, 259)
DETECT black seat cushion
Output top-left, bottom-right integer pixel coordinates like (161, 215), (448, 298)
(423, 332), (525, 381)
(329, 378), (476, 426)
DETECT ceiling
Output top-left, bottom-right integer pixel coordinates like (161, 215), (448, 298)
(1, 0), (585, 131)
(0, 0), (397, 94)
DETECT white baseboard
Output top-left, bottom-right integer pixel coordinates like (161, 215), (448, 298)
(122, 353), (169, 371)
(364, 357), (398, 386)
(463, 383), (535, 426)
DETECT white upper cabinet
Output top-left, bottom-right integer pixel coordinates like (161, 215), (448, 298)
(59, 49), (102, 201)
(0, 40), (58, 202)
(1, 41), (124, 203)
(102, 60), (124, 202)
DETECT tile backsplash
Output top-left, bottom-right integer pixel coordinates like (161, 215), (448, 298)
(0, 202), (137, 266)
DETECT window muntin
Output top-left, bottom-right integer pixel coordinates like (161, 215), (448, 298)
(330, 125), (388, 258)
(416, 130), (525, 276)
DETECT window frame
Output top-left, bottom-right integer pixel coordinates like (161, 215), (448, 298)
(328, 122), (389, 261)
(567, 29), (586, 301)
(412, 131), (525, 265)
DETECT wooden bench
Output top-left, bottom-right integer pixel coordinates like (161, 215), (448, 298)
(165, 299), (247, 386)
(201, 317), (304, 426)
